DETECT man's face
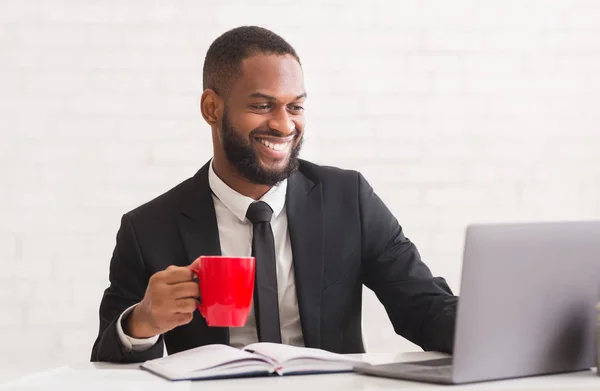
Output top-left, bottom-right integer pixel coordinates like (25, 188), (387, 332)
(218, 54), (306, 186)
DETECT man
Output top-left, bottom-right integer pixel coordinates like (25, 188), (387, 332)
(91, 26), (457, 363)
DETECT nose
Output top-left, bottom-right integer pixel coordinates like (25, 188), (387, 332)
(267, 108), (295, 136)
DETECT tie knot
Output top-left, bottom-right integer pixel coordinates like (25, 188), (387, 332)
(246, 201), (273, 224)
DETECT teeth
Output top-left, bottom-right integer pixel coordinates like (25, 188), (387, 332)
(258, 138), (288, 151)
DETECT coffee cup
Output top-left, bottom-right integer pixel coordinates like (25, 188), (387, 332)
(190, 256), (255, 327)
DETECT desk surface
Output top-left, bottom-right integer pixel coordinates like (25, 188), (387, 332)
(6, 352), (600, 390)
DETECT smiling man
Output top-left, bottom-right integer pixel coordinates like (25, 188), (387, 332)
(91, 26), (458, 363)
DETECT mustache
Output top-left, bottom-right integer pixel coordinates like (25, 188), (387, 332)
(249, 129), (299, 139)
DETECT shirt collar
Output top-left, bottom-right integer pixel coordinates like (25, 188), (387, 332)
(208, 160), (287, 224)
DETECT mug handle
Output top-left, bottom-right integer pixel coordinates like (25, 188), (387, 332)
(189, 264), (205, 317)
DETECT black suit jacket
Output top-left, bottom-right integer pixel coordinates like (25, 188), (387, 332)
(91, 160), (457, 363)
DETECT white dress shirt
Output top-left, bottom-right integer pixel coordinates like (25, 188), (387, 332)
(117, 162), (305, 351)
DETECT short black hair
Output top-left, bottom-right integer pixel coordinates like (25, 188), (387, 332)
(202, 26), (301, 95)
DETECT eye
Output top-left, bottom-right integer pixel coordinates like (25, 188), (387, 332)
(288, 105), (305, 113)
(250, 104), (271, 111)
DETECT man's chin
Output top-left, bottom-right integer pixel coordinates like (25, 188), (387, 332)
(258, 158), (289, 170)
(254, 158), (299, 185)
(254, 152), (292, 168)
(257, 167), (289, 182)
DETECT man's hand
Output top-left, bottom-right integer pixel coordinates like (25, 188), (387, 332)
(124, 265), (199, 339)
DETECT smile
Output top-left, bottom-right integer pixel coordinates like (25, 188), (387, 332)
(255, 137), (291, 152)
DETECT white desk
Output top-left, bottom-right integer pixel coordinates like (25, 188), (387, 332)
(5, 352), (599, 390)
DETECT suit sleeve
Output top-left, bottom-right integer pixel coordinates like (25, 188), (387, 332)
(359, 173), (457, 353)
(90, 214), (165, 362)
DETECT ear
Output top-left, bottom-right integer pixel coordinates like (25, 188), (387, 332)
(200, 89), (224, 126)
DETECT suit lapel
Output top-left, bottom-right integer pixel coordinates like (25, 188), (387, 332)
(178, 162), (222, 263)
(177, 161), (229, 345)
(286, 169), (324, 348)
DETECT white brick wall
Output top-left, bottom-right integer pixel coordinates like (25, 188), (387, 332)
(1, 0), (600, 382)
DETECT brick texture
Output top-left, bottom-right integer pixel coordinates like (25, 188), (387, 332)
(1, 0), (600, 382)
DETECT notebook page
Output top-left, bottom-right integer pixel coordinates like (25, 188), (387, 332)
(277, 360), (357, 376)
(169, 361), (273, 381)
(243, 343), (364, 365)
(145, 344), (266, 374)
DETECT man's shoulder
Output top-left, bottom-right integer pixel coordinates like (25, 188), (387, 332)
(122, 160), (366, 222)
(125, 170), (200, 222)
(297, 159), (360, 185)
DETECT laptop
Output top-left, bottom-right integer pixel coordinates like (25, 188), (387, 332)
(354, 221), (600, 385)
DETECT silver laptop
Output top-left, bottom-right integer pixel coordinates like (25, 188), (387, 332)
(355, 221), (600, 385)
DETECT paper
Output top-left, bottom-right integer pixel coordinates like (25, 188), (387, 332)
(0, 367), (190, 391)
(148, 343), (261, 373)
(245, 342), (364, 364)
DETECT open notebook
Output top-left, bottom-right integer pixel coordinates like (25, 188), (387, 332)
(140, 342), (368, 381)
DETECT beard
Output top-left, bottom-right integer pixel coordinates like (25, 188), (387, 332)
(219, 109), (303, 186)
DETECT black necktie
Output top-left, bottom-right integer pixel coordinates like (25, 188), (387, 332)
(246, 201), (282, 343)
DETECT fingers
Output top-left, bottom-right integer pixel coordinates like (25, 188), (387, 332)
(170, 281), (200, 299)
(162, 266), (195, 284)
(173, 298), (197, 314)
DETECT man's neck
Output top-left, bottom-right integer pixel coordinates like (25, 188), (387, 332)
(211, 159), (271, 201)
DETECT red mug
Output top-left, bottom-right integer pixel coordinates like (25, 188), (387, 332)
(190, 256), (255, 327)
